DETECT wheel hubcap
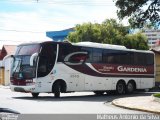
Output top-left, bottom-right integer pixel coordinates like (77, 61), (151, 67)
(128, 83), (133, 92)
(118, 84), (124, 93)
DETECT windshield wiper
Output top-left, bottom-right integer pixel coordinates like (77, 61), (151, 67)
(13, 59), (22, 73)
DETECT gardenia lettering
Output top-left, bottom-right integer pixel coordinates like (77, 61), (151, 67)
(117, 66), (147, 73)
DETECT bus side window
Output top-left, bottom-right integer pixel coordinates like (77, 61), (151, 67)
(92, 48), (102, 63)
(38, 56), (47, 77)
(134, 53), (154, 66)
(146, 54), (154, 65)
(81, 47), (92, 63)
(103, 49), (114, 64)
(134, 53), (146, 65)
(103, 49), (134, 65)
(119, 51), (134, 65)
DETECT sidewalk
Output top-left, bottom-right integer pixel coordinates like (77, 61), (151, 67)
(112, 96), (160, 114)
(0, 85), (10, 89)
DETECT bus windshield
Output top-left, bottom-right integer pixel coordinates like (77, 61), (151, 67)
(15, 44), (40, 55)
(11, 43), (58, 79)
(12, 55), (36, 79)
(11, 44), (40, 79)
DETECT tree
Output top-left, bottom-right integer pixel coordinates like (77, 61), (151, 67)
(68, 19), (128, 44)
(114, 0), (160, 28)
(68, 23), (102, 43)
(124, 32), (149, 50)
(68, 19), (149, 50)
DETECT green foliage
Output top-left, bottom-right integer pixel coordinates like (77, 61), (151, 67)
(153, 93), (160, 98)
(114, 0), (160, 28)
(68, 19), (149, 50)
(124, 32), (149, 50)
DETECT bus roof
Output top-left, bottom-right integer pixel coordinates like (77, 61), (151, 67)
(17, 41), (153, 54)
(73, 42), (153, 54)
(74, 42), (127, 50)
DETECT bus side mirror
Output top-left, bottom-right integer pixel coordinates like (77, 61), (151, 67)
(30, 53), (38, 66)
(3, 55), (14, 60)
(3, 55), (15, 67)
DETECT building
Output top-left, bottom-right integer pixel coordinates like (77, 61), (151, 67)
(143, 29), (160, 47)
(0, 49), (4, 85)
(0, 49), (2, 66)
(151, 41), (160, 87)
(46, 28), (74, 41)
(0, 45), (16, 86)
(0, 45), (16, 60)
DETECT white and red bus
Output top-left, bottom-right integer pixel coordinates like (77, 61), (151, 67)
(10, 41), (155, 98)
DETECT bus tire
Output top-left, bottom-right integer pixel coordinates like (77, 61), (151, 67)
(116, 81), (126, 94)
(126, 81), (135, 94)
(32, 93), (39, 98)
(93, 91), (104, 95)
(53, 82), (61, 98)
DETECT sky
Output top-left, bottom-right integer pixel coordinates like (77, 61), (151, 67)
(0, 0), (120, 48)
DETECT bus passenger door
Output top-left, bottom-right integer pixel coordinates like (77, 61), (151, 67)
(36, 43), (57, 92)
(35, 56), (54, 92)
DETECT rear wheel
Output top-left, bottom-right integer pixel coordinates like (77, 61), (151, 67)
(116, 81), (126, 94)
(126, 81), (135, 94)
(53, 82), (61, 98)
(32, 93), (39, 98)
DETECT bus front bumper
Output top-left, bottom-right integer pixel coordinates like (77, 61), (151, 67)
(10, 85), (36, 93)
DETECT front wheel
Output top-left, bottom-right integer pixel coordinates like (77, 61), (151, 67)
(32, 93), (39, 98)
(53, 82), (61, 98)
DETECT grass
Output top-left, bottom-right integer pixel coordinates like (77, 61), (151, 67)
(153, 93), (160, 98)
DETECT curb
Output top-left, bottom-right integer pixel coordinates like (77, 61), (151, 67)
(112, 98), (160, 114)
(152, 95), (160, 103)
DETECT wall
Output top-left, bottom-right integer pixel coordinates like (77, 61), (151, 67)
(155, 52), (160, 83)
(0, 67), (4, 85)
(3, 57), (12, 86)
(0, 61), (2, 66)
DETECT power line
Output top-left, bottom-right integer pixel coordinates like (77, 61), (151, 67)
(36, 0), (114, 6)
(0, 0), (115, 6)
(0, 39), (26, 42)
(0, 39), (46, 43)
(0, 28), (44, 33)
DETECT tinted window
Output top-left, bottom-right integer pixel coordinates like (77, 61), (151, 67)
(58, 44), (81, 62)
(67, 53), (87, 63)
(146, 53), (154, 65)
(81, 47), (92, 63)
(103, 49), (134, 64)
(58, 45), (92, 64)
(134, 52), (154, 65)
(37, 43), (57, 77)
(92, 48), (102, 63)
(58, 45), (154, 66)
(16, 44), (40, 55)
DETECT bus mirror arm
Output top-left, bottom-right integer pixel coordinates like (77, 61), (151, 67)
(3, 55), (15, 64)
(30, 53), (38, 66)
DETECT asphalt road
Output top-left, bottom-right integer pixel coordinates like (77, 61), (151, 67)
(0, 86), (152, 114)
